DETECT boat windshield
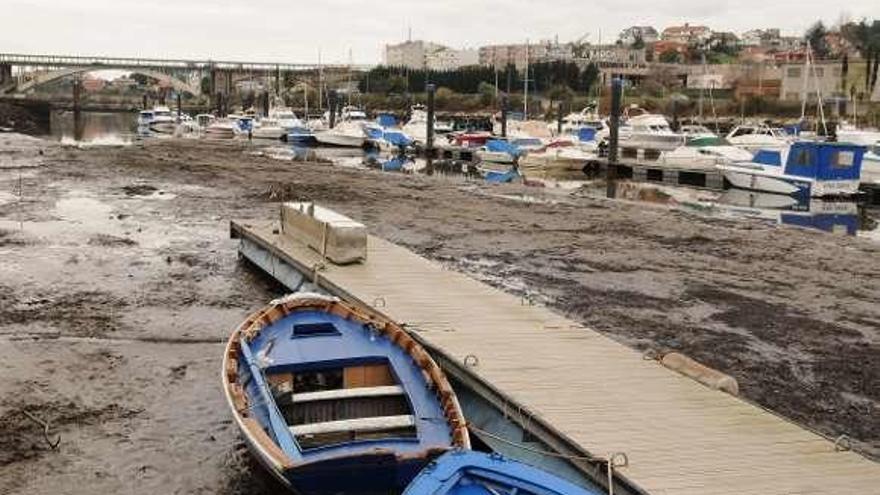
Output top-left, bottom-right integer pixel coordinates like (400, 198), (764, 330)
(154, 111), (172, 118)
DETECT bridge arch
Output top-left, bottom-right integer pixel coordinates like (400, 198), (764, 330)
(13, 66), (201, 96)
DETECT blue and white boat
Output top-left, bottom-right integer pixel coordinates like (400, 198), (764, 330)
(403, 451), (603, 495)
(717, 141), (865, 197)
(222, 293), (470, 495)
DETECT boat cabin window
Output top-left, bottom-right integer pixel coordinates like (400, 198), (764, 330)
(833, 151), (855, 168)
(266, 361), (417, 450)
(292, 322), (341, 338)
(792, 149), (813, 166)
(731, 127), (754, 137)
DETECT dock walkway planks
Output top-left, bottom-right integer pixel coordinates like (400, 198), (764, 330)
(232, 220), (880, 495)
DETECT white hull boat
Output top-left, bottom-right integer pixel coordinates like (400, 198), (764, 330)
(718, 142), (865, 197)
(725, 124), (792, 153)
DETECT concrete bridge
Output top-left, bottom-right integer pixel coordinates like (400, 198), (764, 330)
(0, 53), (370, 97)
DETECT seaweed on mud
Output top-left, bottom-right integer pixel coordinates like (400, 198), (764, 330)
(88, 234), (137, 247)
(0, 291), (128, 337)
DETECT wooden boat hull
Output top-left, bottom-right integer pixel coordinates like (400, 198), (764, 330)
(222, 294), (470, 495)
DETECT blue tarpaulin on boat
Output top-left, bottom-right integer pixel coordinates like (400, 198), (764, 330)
(378, 114), (398, 128)
(384, 131), (413, 147)
(782, 142), (865, 181)
(484, 168), (520, 183)
(364, 126), (384, 140)
(382, 156), (406, 171)
(578, 127), (598, 142)
(485, 139), (522, 157)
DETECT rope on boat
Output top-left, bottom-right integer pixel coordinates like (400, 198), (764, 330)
(467, 423), (628, 494)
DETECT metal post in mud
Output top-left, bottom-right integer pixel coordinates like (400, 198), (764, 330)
(557, 101), (564, 135)
(328, 91), (337, 129)
(176, 93), (182, 121)
(72, 76), (83, 142)
(607, 78), (623, 198)
(426, 83), (436, 156)
(501, 95), (508, 138)
(142, 94), (148, 110)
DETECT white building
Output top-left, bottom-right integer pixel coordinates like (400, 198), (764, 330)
(384, 40), (477, 71)
(426, 47), (479, 71)
(780, 62), (843, 102)
(619, 26), (659, 46)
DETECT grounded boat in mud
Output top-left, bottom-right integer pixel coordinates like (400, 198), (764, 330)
(717, 141), (865, 197)
(222, 293), (470, 495)
(403, 451), (603, 495)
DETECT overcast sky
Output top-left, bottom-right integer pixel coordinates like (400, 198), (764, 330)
(2, 0), (878, 64)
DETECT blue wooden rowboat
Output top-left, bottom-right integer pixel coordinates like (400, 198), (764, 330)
(222, 293), (471, 494)
(404, 451), (604, 495)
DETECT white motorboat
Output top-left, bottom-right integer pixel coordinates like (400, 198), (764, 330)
(268, 107), (304, 132)
(519, 141), (596, 173)
(862, 149), (880, 184)
(314, 106), (368, 148)
(657, 137), (754, 168)
(725, 124), (792, 153)
(836, 121), (880, 148)
(717, 141), (865, 197)
(251, 118), (287, 140)
(680, 124), (718, 140)
(619, 113), (685, 151)
(141, 106), (176, 133)
(556, 105), (609, 138)
(204, 118), (239, 139)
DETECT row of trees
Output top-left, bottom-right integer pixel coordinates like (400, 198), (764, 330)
(358, 61), (600, 99)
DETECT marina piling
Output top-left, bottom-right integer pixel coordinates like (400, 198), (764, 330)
(176, 93), (181, 121)
(426, 84), (436, 157)
(328, 90), (338, 129)
(607, 78), (623, 198)
(501, 95), (508, 138)
(557, 102), (564, 135)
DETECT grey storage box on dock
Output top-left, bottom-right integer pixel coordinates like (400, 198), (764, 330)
(280, 202), (367, 265)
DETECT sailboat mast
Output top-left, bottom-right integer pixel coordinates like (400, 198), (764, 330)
(318, 48), (324, 113)
(524, 39), (529, 118)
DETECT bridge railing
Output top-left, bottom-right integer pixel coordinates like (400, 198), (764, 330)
(0, 53), (371, 72)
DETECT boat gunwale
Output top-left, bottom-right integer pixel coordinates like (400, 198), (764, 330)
(221, 294), (471, 476)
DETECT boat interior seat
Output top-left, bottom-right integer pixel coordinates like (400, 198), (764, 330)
(290, 414), (415, 436)
(292, 385), (405, 403)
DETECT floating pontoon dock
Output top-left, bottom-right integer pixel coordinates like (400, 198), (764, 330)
(231, 219), (880, 495)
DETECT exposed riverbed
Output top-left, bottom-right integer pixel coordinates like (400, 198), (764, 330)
(0, 134), (877, 494)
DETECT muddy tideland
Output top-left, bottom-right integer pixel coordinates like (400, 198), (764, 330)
(0, 135), (877, 493)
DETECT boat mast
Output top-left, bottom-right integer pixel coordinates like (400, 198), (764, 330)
(524, 39), (529, 118)
(318, 48), (324, 115)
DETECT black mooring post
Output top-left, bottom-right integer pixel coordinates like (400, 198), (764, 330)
(607, 78), (623, 198)
(176, 93), (182, 121)
(262, 91), (270, 117)
(557, 101), (564, 135)
(501, 95), (508, 138)
(426, 84), (436, 156)
(142, 94), (148, 110)
(608, 78), (623, 166)
(328, 91), (338, 129)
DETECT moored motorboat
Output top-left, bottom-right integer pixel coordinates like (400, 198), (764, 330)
(717, 141), (865, 197)
(403, 451), (603, 495)
(222, 293), (470, 495)
(315, 106), (369, 148)
(725, 124), (792, 153)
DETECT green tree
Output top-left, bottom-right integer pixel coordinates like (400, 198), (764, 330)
(805, 21), (830, 58)
(477, 81), (496, 106)
(631, 33), (645, 50)
(659, 50), (682, 64)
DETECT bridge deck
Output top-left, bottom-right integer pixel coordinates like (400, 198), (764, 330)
(231, 219), (880, 495)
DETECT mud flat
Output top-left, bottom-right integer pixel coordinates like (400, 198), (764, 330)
(0, 136), (877, 494)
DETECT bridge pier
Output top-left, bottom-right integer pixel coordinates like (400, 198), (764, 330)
(0, 64), (11, 85)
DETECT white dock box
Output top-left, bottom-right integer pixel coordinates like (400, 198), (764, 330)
(280, 202), (367, 265)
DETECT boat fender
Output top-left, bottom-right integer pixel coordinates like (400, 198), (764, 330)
(660, 352), (739, 396)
